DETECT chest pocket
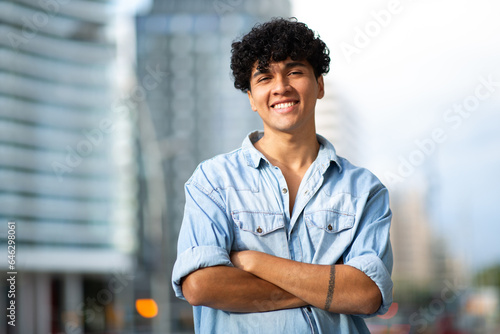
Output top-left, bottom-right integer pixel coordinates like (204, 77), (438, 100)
(304, 209), (355, 257)
(231, 211), (288, 257)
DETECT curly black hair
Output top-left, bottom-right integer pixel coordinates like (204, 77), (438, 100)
(230, 17), (330, 92)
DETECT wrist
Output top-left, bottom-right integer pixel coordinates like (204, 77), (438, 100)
(246, 251), (274, 277)
(231, 250), (260, 273)
(242, 250), (259, 273)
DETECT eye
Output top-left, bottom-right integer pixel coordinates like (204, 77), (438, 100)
(289, 70), (303, 76)
(257, 76), (270, 83)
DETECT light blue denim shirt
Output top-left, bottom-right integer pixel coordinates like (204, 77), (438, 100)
(172, 131), (393, 334)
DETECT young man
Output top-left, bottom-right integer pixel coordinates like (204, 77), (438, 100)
(172, 18), (393, 333)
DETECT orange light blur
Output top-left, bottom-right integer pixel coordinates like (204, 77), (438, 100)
(136, 299), (158, 318)
(377, 302), (399, 320)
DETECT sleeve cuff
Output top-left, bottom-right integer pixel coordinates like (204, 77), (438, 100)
(171, 245), (234, 300)
(345, 254), (393, 317)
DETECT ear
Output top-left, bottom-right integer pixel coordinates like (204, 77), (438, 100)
(247, 90), (258, 111)
(317, 75), (325, 100)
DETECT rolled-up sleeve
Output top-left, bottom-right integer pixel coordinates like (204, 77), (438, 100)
(344, 184), (393, 317)
(171, 172), (234, 300)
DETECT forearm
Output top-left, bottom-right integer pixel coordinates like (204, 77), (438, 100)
(232, 252), (381, 315)
(181, 265), (307, 312)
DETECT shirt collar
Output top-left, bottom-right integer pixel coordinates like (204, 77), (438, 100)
(242, 131), (343, 173)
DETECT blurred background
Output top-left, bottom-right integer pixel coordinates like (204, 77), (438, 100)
(0, 0), (499, 333)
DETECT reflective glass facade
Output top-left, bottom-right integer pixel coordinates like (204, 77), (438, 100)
(0, 1), (136, 332)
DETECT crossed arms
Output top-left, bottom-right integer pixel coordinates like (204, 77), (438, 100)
(181, 250), (382, 315)
(176, 171), (392, 316)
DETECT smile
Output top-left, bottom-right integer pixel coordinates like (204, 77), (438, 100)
(271, 101), (298, 109)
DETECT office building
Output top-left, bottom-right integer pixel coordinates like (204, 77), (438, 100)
(0, 1), (137, 332)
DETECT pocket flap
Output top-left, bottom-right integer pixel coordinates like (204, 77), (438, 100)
(305, 209), (355, 233)
(232, 211), (285, 236)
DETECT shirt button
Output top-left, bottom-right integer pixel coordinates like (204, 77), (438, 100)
(327, 224), (333, 231)
(256, 226), (263, 233)
(282, 188), (288, 194)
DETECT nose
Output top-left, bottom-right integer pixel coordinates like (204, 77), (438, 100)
(271, 75), (290, 95)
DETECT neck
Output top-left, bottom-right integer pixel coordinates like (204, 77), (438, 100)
(254, 128), (320, 170)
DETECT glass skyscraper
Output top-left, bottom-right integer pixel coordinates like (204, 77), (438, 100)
(0, 1), (137, 332)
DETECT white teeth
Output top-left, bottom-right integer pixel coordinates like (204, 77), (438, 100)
(273, 102), (296, 109)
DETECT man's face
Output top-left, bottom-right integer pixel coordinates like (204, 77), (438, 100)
(247, 58), (324, 136)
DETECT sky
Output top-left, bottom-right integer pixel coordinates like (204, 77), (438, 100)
(291, 0), (500, 272)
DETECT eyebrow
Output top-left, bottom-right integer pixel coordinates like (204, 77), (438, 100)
(252, 68), (269, 79)
(251, 61), (308, 79)
(285, 61), (308, 70)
